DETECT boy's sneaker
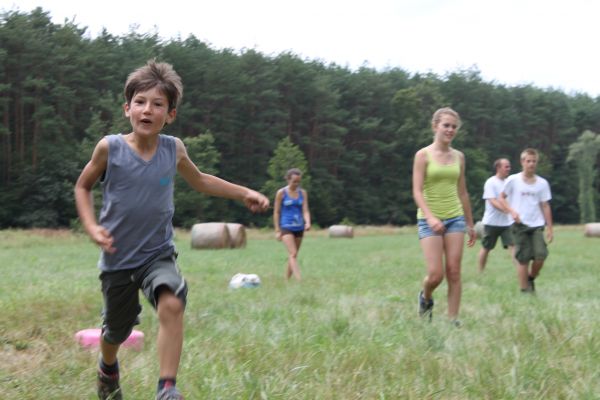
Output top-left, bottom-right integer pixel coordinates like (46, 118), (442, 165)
(527, 276), (536, 292)
(156, 386), (184, 400)
(97, 370), (122, 400)
(418, 291), (434, 321)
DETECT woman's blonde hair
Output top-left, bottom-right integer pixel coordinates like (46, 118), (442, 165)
(431, 107), (462, 130)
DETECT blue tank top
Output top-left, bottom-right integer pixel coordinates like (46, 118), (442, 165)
(279, 188), (305, 232)
(98, 134), (176, 271)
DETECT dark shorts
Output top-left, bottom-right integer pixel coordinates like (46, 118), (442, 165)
(417, 215), (466, 239)
(481, 225), (514, 250)
(281, 229), (304, 238)
(99, 248), (187, 345)
(511, 223), (548, 263)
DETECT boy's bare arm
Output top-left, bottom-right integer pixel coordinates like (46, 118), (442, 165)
(489, 197), (509, 213)
(499, 192), (520, 223)
(175, 138), (269, 212)
(541, 201), (553, 242)
(74, 139), (116, 253)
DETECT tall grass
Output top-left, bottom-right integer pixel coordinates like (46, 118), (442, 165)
(1, 226), (598, 399)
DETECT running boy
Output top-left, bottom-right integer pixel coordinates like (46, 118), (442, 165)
(74, 60), (269, 400)
(500, 148), (553, 293)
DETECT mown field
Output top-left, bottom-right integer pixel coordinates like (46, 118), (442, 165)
(1, 226), (598, 399)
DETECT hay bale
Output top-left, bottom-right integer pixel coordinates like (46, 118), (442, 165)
(226, 223), (247, 248)
(328, 225), (354, 238)
(474, 221), (485, 239)
(584, 223), (600, 237)
(191, 222), (231, 249)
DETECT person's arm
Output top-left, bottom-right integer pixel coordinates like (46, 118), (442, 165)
(412, 149), (444, 233)
(489, 197), (510, 213)
(273, 189), (283, 240)
(175, 138), (269, 212)
(541, 201), (553, 243)
(499, 184), (521, 224)
(74, 138), (116, 253)
(457, 151), (475, 247)
(302, 189), (311, 231)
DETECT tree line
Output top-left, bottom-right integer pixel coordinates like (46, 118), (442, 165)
(1, 8), (599, 229)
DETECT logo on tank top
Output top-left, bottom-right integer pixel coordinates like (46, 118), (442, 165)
(159, 177), (172, 186)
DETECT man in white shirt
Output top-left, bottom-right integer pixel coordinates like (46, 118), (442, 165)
(500, 148), (553, 293)
(478, 158), (516, 272)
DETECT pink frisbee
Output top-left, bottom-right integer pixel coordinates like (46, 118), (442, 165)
(75, 328), (144, 351)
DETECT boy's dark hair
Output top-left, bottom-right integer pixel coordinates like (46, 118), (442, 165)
(124, 60), (183, 111)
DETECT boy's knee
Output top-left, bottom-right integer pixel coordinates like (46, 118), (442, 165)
(157, 289), (185, 315)
(102, 324), (134, 345)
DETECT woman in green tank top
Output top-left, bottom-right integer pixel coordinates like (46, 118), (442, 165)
(412, 107), (475, 325)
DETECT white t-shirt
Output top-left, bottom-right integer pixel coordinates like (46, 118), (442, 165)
(502, 172), (552, 228)
(482, 175), (513, 226)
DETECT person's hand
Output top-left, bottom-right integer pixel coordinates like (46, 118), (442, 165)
(275, 230), (282, 241)
(426, 217), (445, 234)
(243, 190), (270, 213)
(466, 226), (476, 247)
(90, 225), (116, 254)
(304, 222), (311, 231)
(546, 227), (554, 243)
(510, 210), (521, 224)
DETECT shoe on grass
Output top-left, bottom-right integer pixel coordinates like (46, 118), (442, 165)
(527, 275), (536, 292)
(97, 369), (122, 400)
(156, 386), (184, 400)
(418, 291), (434, 321)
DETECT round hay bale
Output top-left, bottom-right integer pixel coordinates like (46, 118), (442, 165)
(584, 223), (600, 237)
(328, 225), (354, 238)
(474, 221), (485, 239)
(191, 222), (231, 249)
(226, 223), (247, 248)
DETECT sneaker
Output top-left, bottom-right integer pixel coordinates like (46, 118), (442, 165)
(450, 319), (462, 328)
(97, 370), (122, 400)
(418, 291), (434, 321)
(156, 386), (184, 400)
(528, 276), (536, 292)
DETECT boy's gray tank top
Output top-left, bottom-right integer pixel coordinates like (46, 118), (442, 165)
(98, 134), (176, 271)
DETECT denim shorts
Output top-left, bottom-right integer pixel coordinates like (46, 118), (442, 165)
(418, 215), (466, 239)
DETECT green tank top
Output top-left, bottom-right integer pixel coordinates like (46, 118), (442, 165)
(417, 150), (463, 220)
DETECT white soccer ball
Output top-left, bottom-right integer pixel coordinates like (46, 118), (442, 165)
(229, 273), (261, 289)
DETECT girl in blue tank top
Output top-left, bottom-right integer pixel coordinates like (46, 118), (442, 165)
(280, 188), (305, 231)
(274, 168), (312, 281)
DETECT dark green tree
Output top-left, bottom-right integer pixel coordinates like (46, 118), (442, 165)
(173, 132), (222, 227)
(567, 130), (600, 223)
(262, 136), (311, 204)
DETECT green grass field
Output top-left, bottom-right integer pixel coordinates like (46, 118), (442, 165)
(1, 226), (599, 399)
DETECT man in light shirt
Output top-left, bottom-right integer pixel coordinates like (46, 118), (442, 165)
(500, 149), (553, 293)
(478, 158), (516, 273)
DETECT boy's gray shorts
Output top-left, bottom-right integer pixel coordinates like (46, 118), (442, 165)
(99, 248), (188, 345)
